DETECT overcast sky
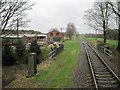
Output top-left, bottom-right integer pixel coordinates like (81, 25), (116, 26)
(25, 0), (96, 34)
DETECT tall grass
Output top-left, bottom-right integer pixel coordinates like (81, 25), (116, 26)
(34, 39), (80, 88)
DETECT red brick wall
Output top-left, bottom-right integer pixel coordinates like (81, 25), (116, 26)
(47, 30), (64, 42)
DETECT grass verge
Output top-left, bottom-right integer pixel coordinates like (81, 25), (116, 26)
(34, 39), (80, 88)
(84, 37), (118, 49)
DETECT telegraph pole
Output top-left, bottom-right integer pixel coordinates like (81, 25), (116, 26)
(95, 29), (97, 41)
(17, 18), (19, 39)
(15, 18), (19, 73)
(60, 28), (64, 32)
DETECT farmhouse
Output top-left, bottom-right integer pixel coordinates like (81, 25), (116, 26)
(47, 28), (64, 44)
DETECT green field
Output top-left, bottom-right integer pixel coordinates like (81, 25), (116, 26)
(84, 37), (118, 49)
(35, 39), (80, 88)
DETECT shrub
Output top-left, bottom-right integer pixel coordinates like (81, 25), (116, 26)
(2, 45), (16, 66)
(29, 40), (41, 64)
(16, 39), (25, 57)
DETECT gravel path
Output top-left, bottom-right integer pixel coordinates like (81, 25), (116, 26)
(96, 48), (120, 78)
(73, 42), (94, 88)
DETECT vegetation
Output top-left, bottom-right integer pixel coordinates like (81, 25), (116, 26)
(2, 45), (16, 66)
(40, 46), (51, 62)
(66, 23), (76, 40)
(16, 39), (25, 59)
(29, 40), (41, 64)
(84, 1), (120, 52)
(84, 36), (120, 57)
(84, 1), (112, 44)
(29, 41), (41, 54)
(1, 0), (34, 33)
(106, 29), (118, 40)
(84, 37), (118, 49)
(85, 29), (118, 40)
(2, 39), (51, 65)
(108, 1), (120, 52)
(2, 29), (41, 35)
(34, 39), (80, 88)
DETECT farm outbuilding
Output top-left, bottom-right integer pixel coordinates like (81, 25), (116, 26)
(23, 34), (37, 44)
(36, 34), (47, 45)
(1, 34), (24, 45)
(1, 34), (37, 45)
(47, 28), (64, 44)
(36, 34), (47, 42)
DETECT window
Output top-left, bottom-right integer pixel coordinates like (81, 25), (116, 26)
(56, 33), (59, 36)
(28, 37), (30, 40)
(50, 33), (53, 36)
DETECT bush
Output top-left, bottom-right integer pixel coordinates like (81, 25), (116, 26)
(16, 39), (25, 58)
(29, 40), (41, 64)
(2, 45), (16, 66)
(40, 46), (51, 62)
(29, 41), (41, 54)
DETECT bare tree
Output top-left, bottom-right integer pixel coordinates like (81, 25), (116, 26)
(84, 1), (112, 44)
(108, 0), (120, 52)
(0, 0), (34, 35)
(66, 23), (76, 40)
(76, 31), (79, 38)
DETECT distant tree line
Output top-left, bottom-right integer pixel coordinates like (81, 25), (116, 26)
(2, 29), (41, 35)
(85, 29), (118, 40)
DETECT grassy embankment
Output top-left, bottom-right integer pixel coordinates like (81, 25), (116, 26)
(81, 35), (119, 55)
(84, 37), (118, 49)
(35, 38), (80, 88)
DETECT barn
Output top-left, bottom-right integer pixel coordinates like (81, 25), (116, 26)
(47, 28), (64, 44)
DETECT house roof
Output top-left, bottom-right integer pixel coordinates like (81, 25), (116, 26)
(36, 34), (47, 37)
(49, 28), (60, 32)
(23, 34), (36, 37)
(1, 34), (37, 38)
(1, 34), (24, 38)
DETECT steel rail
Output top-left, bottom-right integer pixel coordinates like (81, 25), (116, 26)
(87, 43), (120, 85)
(83, 43), (98, 90)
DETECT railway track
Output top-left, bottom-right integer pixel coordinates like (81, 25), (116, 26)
(82, 42), (120, 89)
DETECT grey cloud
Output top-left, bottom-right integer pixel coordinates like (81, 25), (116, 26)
(25, 0), (95, 34)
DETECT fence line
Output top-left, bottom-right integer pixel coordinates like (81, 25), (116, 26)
(48, 49), (56, 59)
(48, 44), (64, 59)
(104, 48), (112, 56)
(97, 44), (112, 56)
